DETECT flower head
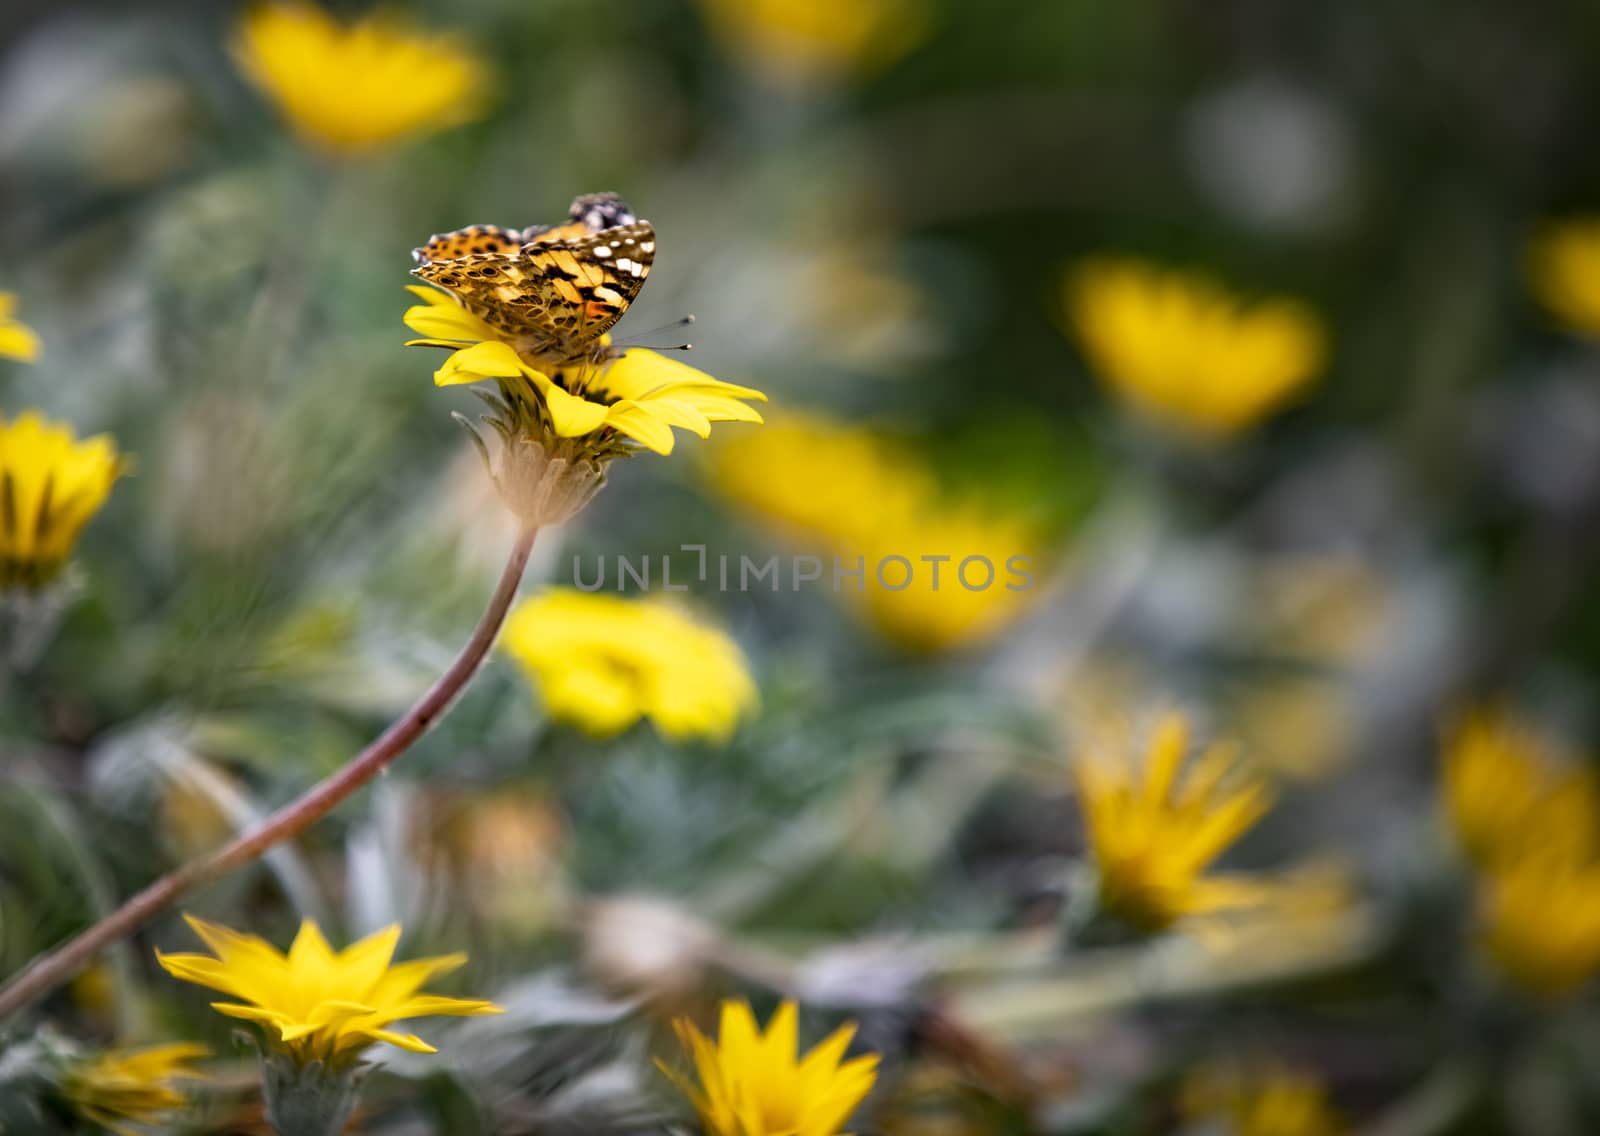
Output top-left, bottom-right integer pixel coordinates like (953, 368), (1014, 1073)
(662, 1000), (879, 1136)
(0, 411), (127, 592)
(405, 286), (765, 523)
(1479, 852), (1600, 999)
(156, 915), (503, 1065)
(1528, 217), (1600, 337)
(696, 0), (930, 85)
(501, 589), (757, 742)
(235, 2), (487, 155)
(1183, 1062), (1345, 1136)
(1443, 707), (1598, 870)
(1071, 712), (1276, 932)
(64, 1043), (209, 1136)
(709, 413), (1048, 653)
(1065, 259), (1325, 439)
(1440, 708), (1600, 998)
(0, 292), (41, 362)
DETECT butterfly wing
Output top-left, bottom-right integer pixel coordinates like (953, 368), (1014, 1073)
(517, 222), (656, 348)
(412, 224), (527, 264)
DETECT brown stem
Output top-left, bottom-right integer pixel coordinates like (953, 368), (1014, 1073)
(0, 526), (539, 1023)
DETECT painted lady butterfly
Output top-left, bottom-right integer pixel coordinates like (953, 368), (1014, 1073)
(411, 192), (654, 366)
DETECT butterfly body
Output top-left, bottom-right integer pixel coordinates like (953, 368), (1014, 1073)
(412, 193), (654, 365)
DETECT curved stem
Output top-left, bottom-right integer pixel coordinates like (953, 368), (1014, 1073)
(0, 526), (539, 1023)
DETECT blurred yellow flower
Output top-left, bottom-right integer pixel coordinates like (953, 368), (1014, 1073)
(710, 413), (1048, 653)
(1528, 218), (1600, 336)
(156, 915), (503, 1064)
(234, 2), (487, 155)
(1479, 852), (1600, 999)
(1065, 259), (1325, 438)
(1441, 708), (1600, 997)
(0, 411), (127, 591)
(697, 0), (929, 84)
(1183, 1063), (1345, 1136)
(711, 413), (930, 540)
(0, 292), (41, 362)
(502, 589), (758, 742)
(855, 504), (1043, 654)
(661, 1000), (879, 1136)
(64, 1042), (209, 1136)
(1443, 707), (1599, 870)
(405, 286), (766, 459)
(1072, 712), (1276, 932)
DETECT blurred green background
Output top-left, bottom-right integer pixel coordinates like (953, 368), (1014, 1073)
(4, 0), (1600, 1132)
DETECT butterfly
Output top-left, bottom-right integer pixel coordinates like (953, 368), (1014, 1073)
(411, 192), (655, 367)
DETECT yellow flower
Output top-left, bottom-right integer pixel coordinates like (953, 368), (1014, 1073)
(501, 589), (757, 742)
(1065, 259), (1325, 438)
(0, 411), (127, 591)
(1071, 712), (1276, 932)
(853, 504), (1043, 654)
(1528, 218), (1600, 336)
(1479, 852), (1600, 999)
(406, 286), (765, 456)
(1442, 708), (1600, 997)
(0, 292), (41, 362)
(710, 413), (934, 542)
(1442, 707), (1599, 870)
(1183, 1063), (1345, 1136)
(156, 915), (503, 1065)
(696, 0), (929, 84)
(708, 413), (1048, 653)
(64, 1043), (209, 1136)
(234, 2), (487, 155)
(662, 1000), (879, 1136)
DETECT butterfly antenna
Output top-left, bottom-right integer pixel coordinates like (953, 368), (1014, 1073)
(615, 314), (696, 346)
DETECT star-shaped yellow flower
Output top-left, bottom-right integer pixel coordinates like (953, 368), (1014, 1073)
(157, 915), (502, 1065)
(64, 1043), (209, 1136)
(1072, 713), (1276, 932)
(405, 285), (766, 457)
(0, 410), (127, 591)
(662, 1001), (879, 1136)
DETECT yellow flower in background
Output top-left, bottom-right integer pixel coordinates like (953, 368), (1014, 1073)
(1183, 1063), (1345, 1136)
(1442, 707), (1599, 870)
(662, 1000), (879, 1136)
(1479, 852), (1600, 999)
(0, 411), (127, 591)
(709, 413), (1049, 654)
(405, 286), (767, 459)
(1528, 218), (1600, 336)
(710, 413), (933, 541)
(502, 589), (758, 742)
(64, 1043), (209, 1136)
(1440, 708), (1600, 997)
(234, 2), (487, 155)
(854, 503), (1043, 654)
(156, 915), (503, 1064)
(1065, 259), (1325, 438)
(0, 292), (41, 362)
(697, 0), (929, 84)
(1072, 712), (1276, 932)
